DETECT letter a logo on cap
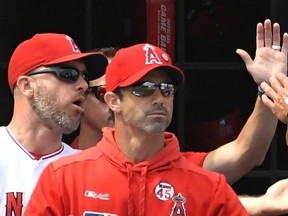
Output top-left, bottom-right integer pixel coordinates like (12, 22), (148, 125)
(66, 35), (81, 53)
(143, 44), (162, 65)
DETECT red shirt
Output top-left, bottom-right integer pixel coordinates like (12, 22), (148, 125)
(70, 136), (79, 149)
(26, 128), (247, 216)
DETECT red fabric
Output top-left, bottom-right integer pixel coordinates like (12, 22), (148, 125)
(70, 136), (208, 166)
(8, 33), (107, 91)
(70, 136), (79, 150)
(25, 128), (247, 216)
(105, 43), (184, 92)
(29, 152), (44, 160)
(182, 151), (208, 167)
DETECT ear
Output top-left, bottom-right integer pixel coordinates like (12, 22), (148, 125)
(15, 76), (35, 98)
(104, 92), (121, 113)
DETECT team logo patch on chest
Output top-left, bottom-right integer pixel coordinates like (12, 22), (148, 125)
(171, 193), (187, 216)
(154, 182), (187, 215)
(154, 182), (174, 201)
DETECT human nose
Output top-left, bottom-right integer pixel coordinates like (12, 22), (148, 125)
(77, 76), (89, 93)
(151, 87), (166, 105)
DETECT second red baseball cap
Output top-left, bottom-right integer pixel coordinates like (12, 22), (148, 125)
(105, 43), (184, 92)
(8, 33), (108, 91)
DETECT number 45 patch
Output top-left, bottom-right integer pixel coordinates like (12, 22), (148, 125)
(154, 182), (175, 201)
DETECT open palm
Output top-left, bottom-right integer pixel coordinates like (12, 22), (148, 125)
(237, 20), (288, 85)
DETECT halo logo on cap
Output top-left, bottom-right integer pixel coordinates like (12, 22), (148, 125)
(66, 36), (81, 53)
(144, 44), (163, 65)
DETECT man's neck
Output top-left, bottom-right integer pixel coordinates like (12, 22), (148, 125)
(115, 128), (165, 163)
(7, 120), (63, 155)
(78, 124), (103, 150)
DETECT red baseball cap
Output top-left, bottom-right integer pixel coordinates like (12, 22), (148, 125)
(105, 43), (184, 92)
(8, 33), (108, 91)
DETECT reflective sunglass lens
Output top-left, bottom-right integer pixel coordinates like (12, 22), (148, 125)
(132, 82), (174, 97)
(132, 89), (154, 97)
(132, 82), (155, 96)
(160, 83), (174, 96)
(59, 69), (79, 82)
(96, 87), (106, 103)
(27, 66), (89, 84)
(89, 86), (106, 103)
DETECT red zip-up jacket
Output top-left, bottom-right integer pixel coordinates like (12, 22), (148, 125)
(25, 128), (247, 216)
(70, 135), (209, 167)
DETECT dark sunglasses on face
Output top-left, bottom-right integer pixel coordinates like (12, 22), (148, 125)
(87, 85), (106, 103)
(130, 81), (175, 97)
(26, 66), (89, 84)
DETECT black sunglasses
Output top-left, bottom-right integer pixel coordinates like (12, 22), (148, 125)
(130, 81), (175, 97)
(27, 66), (89, 84)
(87, 85), (106, 103)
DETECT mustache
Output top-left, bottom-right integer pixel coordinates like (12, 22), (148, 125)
(145, 105), (169, 115)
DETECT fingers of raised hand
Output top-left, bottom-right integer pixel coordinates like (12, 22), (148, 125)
(271, 23), (288, 56)
(276, 95), (288, 105)
(272, 23), (281, 51)
(272, 45), (281, 51)
(281, 33), (288, 55)
(276, 73), (288, 87)
(261, 81), (277, 101)
(268, 76), (288, 106)
(264, 19), (273, 47)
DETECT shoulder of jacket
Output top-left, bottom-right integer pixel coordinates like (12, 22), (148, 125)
(51, 146), (102, 171)
(176, 156), (225, 184)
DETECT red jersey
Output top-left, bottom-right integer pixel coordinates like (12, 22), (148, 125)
(25, 128), (247, 216)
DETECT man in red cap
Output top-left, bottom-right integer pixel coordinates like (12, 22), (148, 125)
(25, 43), (248, 215)
(0, 33), (108, 216)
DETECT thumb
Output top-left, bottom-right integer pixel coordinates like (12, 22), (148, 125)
(236, 49), (253, 68)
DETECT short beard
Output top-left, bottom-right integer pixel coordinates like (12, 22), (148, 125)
(124, 114), (169, 134)
(32, 86), (80, 134)
(138, 119), (168, 134)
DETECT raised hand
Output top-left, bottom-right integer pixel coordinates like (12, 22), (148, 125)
(236, 19), (288, 85)
(261, 73), (288, 124)
(259, 178), (288, 215)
